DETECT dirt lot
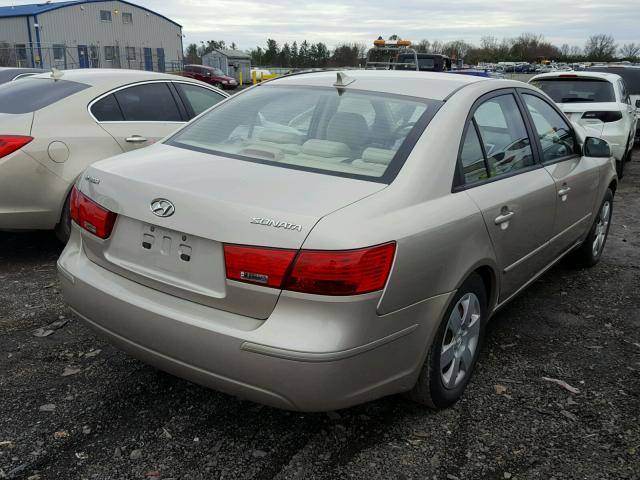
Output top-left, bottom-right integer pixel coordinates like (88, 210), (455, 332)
(1, 154), (639, 480)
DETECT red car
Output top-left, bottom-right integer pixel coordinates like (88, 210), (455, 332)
(182, 64), (238, 90)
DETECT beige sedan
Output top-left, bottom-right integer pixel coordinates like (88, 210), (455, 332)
(59, 71), (617, 411)
(0, 69), (227, 241)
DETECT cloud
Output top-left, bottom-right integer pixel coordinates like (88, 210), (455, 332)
(7, 0), (639, 49)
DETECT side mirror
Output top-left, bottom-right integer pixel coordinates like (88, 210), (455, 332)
(583, 137), (611, 158)
(635, 99), (640, 108)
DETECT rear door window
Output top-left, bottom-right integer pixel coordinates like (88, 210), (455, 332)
(522, 94), (577, 162)
(0, 78), (89, 114)
(91, 94), (124, 121)
(460, 123), (489, 184)
(473, 94), (534, 178)
(113, 82), (182, 122)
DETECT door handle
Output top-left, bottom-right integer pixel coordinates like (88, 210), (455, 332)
(125, 135), (148, 144)
(494, 211), (515, 225)
(558, 186), (571, 197)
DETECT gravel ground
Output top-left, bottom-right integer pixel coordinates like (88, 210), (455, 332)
(1, 153), (639, 480)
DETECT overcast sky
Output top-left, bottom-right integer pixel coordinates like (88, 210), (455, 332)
(6, 0), (639, 50)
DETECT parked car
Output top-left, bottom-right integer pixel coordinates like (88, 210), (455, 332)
(0, 69), (227, 242)
(182, 64), (238, 90)
(588, 66), (640, 145)
(0, 67), (44, 84)
(530, 71), (637, 178)
(58, 70), (617, 412)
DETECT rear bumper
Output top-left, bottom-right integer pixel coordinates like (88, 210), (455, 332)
(0, 149), (69, 230)
(58, 227), (452, 411)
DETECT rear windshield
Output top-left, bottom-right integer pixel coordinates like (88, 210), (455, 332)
(167, 85), (441, 183)
(0, 78), (90, 114)
(531, 78), (615, 103)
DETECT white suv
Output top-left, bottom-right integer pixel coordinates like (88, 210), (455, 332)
(530, 71), (637, 178)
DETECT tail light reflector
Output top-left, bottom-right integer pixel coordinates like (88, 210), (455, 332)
(0, 135), (33, 159)
(69, 186), (117, 239)
(582, 111), (623, 122)
(223, 242), (396, 296)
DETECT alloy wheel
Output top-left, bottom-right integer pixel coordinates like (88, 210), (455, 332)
(440, 293), (481, 389)
(592, 200), (611, 258)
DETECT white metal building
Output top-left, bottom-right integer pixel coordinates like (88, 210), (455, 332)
(202, 49), (252, 83)
(0, 0), (183, 71)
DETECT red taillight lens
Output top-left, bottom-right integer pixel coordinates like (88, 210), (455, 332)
(0, 135), (33, 159)
(69, 186), (117, 239)
(285, 243), (396, 295)
(69, 186), (80, 224)
(224, 245), (297, 288)
(223, 242), (396, 296)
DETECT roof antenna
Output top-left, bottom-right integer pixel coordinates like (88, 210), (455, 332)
(333, 71), (355, 91)
(50, 67), (64, 80)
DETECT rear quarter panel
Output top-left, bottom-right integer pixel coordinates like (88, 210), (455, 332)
(303, 83), (505, 314)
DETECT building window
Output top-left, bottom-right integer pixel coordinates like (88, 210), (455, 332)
(53, 44), (65, 61)
(126, 47), (136, 61)
(100, 10), (112, 22)
(122, 12), (133, 24)
(15, 44), (27, 61)
(104, 46), (116, 61)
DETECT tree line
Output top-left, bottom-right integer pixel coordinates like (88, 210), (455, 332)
(184, 34), (640, 68)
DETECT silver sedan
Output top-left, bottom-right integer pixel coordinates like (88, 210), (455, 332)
(58, 70), (617, 411)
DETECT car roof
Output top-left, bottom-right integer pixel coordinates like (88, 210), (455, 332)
(531, 71), (622, 83)
(267, 70), (489, 101)
(26, 68), (193, 88)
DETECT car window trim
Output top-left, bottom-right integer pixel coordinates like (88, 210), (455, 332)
(87, 80), (227, 124)
(516, 88), (581, 167)
(452, 87), (540, 192)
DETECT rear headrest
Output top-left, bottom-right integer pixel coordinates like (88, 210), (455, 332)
(361, 147), (395, 165)
(258, 128), (304, 145)
(301, 139), (351, 158)
(326, 112), (370, 150)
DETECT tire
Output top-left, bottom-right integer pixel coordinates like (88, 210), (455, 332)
(625, 138), (633, 162)
(214, 82), (223, 89)
(54, 192), (72, 244)
(616, 158), (625, 179)
(569, 188), (613, 268)
(406, 273), (487, 409)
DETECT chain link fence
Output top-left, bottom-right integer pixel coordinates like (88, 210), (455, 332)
(0, 42), (182, 72)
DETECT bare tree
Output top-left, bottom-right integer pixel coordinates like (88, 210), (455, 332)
(415, 39), (431, 53)
(431, 40), (444, 54)
(620, 42), (640, 60)
(480, 36), (498, 51)
(584, 34), (617, 61)
(570, 45), (583, 59)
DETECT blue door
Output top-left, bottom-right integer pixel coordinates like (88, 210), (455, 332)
(77, 45), (89, 68)
(143, 48), (153, 71)
(157, 48), (165, 72)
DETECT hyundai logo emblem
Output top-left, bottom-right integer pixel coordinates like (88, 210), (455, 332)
(150, 198), (175, 218)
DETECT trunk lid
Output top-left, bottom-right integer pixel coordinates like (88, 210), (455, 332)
(78, 143), (386, 319)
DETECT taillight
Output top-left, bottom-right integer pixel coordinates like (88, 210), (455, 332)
(223, 242), (396, 296)
(224, 245), (296, 288)
(582, 111), (623, 122)
(69, 186), (117, 239)
(0, 135), (33, 159)
(285, 243), (396, 295)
